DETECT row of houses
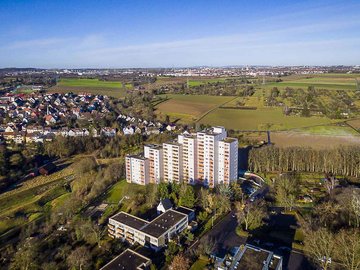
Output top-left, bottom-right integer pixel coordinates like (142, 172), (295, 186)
(0, 125), (117, 144)
(0, 92), (112, 126)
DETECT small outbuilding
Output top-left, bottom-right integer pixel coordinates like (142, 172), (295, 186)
(157, 198), (173, 214)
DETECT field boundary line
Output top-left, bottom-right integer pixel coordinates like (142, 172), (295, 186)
(196, 96), (238, 123)
(344, 117), (360, 135)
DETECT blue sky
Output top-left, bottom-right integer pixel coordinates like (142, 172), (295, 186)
(1, 0), (360, 68)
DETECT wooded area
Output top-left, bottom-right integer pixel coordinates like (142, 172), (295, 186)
(248, 145), (360, 177)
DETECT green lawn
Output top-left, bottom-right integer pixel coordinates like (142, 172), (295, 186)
(104, 180), (129, 204)
(190, 258), (209, 270)
(103, 180), (148, 211)
(49, 78), (128, 98)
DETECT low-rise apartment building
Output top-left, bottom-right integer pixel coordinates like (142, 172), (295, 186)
(100, 248), (151, 270)
(108, 206), (194, 249)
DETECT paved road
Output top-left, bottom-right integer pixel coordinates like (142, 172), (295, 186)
(189, 211), (246, 255)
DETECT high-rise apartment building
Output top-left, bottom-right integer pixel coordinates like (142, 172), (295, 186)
(162, 142), (183, 184)
(218, 138), (238, 185)
(144, 144), (163, 184)
(125, 126), (238, 187)
(125, 155), (149, 185)
(178, 133), (197, 184)
(196, 126), (227, 187)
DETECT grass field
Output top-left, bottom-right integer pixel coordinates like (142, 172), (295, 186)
(57, 78), (123, 88)
(155, 94), (234, 123)
(49, 78), (128, 98)
(154, 94), (353, 132)
(199, 107), (339, 130)
(188, 78), (227, 87)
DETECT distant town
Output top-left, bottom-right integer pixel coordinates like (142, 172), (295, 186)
(1, 65), (360, 270)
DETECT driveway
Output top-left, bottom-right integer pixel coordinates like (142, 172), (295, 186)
(189, 209), (314, 270)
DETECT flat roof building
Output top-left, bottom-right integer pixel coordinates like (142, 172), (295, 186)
(108, 206), (194, 249)
(163, 142), (183, 184)
(126, 155), (149, 185)
(218, 138), (238, 186)
(144, 144), (163, 184)
(178, 134), (197, 184)
(100, 248), (151, 270)
(234, 244), (283, 270)
(125, 126), (238, 188)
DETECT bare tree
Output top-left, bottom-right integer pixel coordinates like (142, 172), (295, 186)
(169, 254), (190, 270)
(196, 236), (216, 257)
(336, 229), (360, 270)
(324, 173), (337, 195)
(10, 241), (39, 270)
(304, 228), (335, 270)
(314, 201), (341, 229)
(275, 173), (300, 211)
(67, 246), (91, 270)
(235, 200), (267, 231)
(350, 190), (360, 228)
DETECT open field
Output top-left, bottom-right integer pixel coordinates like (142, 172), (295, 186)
(294, 124), (359, 136)
(347, 118), (360, 130)
(154, 94), (359, 135)
(263, 73), (359, 91)
(155, 94), (234, 123)
(199, 107), (340, 131)
(49, 78), (128, 98)
(188, 78), (227, 87)
(57, 78), (123, 88)
(270, 131), (360, 148)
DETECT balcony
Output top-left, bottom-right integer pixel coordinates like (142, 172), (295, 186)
(126, 232), (134, 239)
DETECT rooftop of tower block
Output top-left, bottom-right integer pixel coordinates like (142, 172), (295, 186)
(163, 141), (182, 147)
(126, 154), (147, 161)
(199, 126), (226, 136)
(144, 144), (162, 150)
(222, 137), (237, 143)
